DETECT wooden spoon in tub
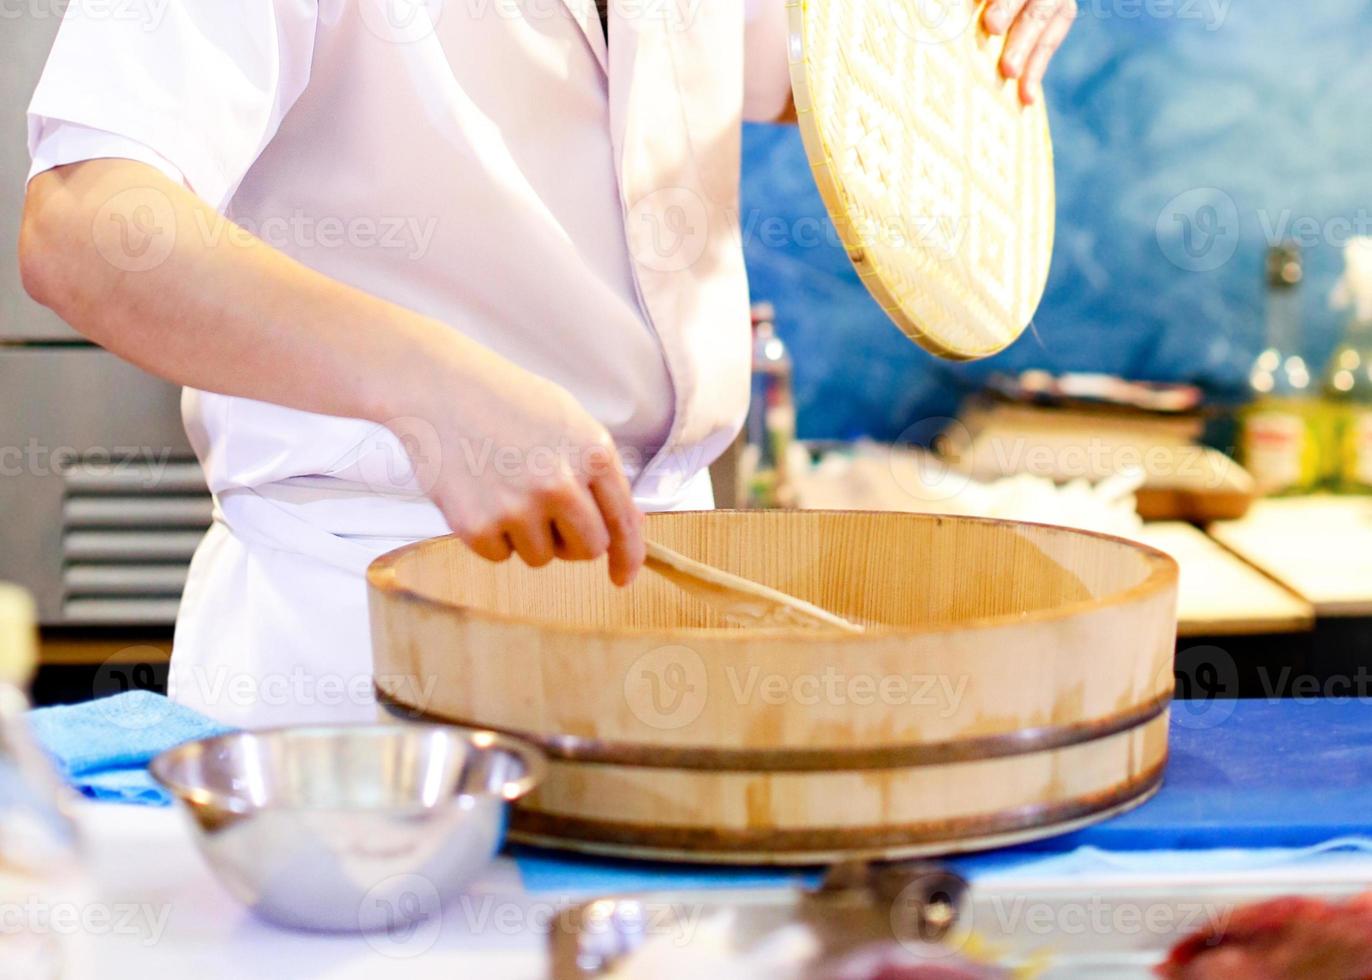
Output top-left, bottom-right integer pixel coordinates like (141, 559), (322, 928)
(643, 540), (865, 633)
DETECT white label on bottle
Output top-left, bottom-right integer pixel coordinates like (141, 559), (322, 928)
(1245, 410), (1305, 493)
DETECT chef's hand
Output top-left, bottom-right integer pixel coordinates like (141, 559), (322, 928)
(983, 0), (1077, 105)
(391, 361), (646, 586)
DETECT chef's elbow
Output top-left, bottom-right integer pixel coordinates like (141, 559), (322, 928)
(18, 172), (68, 311)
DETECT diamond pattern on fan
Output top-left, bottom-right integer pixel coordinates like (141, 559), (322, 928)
(791, 0), (1055, 357)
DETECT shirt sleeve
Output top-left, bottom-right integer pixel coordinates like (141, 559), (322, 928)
(743, 0), (793, 123)
(27, 119), (187, 187)
(27, 0), (319, 210)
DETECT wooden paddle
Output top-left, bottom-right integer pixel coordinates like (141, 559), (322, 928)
(643, 540), (865, 633)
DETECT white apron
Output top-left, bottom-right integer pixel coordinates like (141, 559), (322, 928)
(169, 471), (714, 729)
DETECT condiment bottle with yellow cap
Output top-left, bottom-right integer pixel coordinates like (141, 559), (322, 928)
(1240, 242), (1324, 495)
(1324, 238), (1372, 493)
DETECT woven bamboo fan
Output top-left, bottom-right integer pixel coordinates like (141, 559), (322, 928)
(369, 511), (1178, 865)
(787, 0), (1056, 359)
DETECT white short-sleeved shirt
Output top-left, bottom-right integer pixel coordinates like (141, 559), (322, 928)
(28, 0), (793, 728)
(28, 0), (794, 547)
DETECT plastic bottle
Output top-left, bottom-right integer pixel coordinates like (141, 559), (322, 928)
(1240, 243), (1323, 495)
(1323, 238), (1372, 493)
(0, 585), (84, 979)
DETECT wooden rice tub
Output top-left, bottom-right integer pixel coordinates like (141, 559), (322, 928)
(368, 511), (1178, 864)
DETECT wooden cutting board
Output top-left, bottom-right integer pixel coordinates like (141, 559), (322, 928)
(1137, 523), (1312, 637)
(1210, 496), (1372, 617)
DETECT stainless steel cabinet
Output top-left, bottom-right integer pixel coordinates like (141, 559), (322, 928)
(0, 348), (208, 625)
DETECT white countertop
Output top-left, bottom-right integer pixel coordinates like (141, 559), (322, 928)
(57, 802), (1372, 979)
(64, 804), (546, 980)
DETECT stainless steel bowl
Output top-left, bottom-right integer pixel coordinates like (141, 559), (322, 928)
(150, 723), (545, 932)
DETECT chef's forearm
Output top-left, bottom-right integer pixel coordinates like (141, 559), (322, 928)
(21, 157), (646, 583)
(19, 158), (497, 428)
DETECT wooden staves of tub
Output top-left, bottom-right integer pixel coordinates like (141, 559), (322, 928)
(368, 510), (1179, 865)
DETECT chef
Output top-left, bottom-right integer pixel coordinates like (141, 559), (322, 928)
(19, 0), (1075, 728)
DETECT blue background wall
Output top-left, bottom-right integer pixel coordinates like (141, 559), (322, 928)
(741, 1), (1372, 441)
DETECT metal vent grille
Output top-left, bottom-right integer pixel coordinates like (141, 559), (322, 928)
(59, 456), (211, 624)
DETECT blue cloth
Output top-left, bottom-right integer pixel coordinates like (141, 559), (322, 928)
(71, 767), (181, 806)
(26, 691), (233, 806)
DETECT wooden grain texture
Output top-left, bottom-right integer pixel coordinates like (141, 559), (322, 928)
(1138, 523), (1313, 637)
(1210, 496), (1372, 617)
(369, 511), (1178, 863)
(787, 0), (1055, 359)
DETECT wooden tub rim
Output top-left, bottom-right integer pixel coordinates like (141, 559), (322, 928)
(366, 510), (1180, 642)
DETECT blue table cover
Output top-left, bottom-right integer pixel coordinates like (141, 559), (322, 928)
(515, 698), (1372, 892)
(29, 694), (1372, 893)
